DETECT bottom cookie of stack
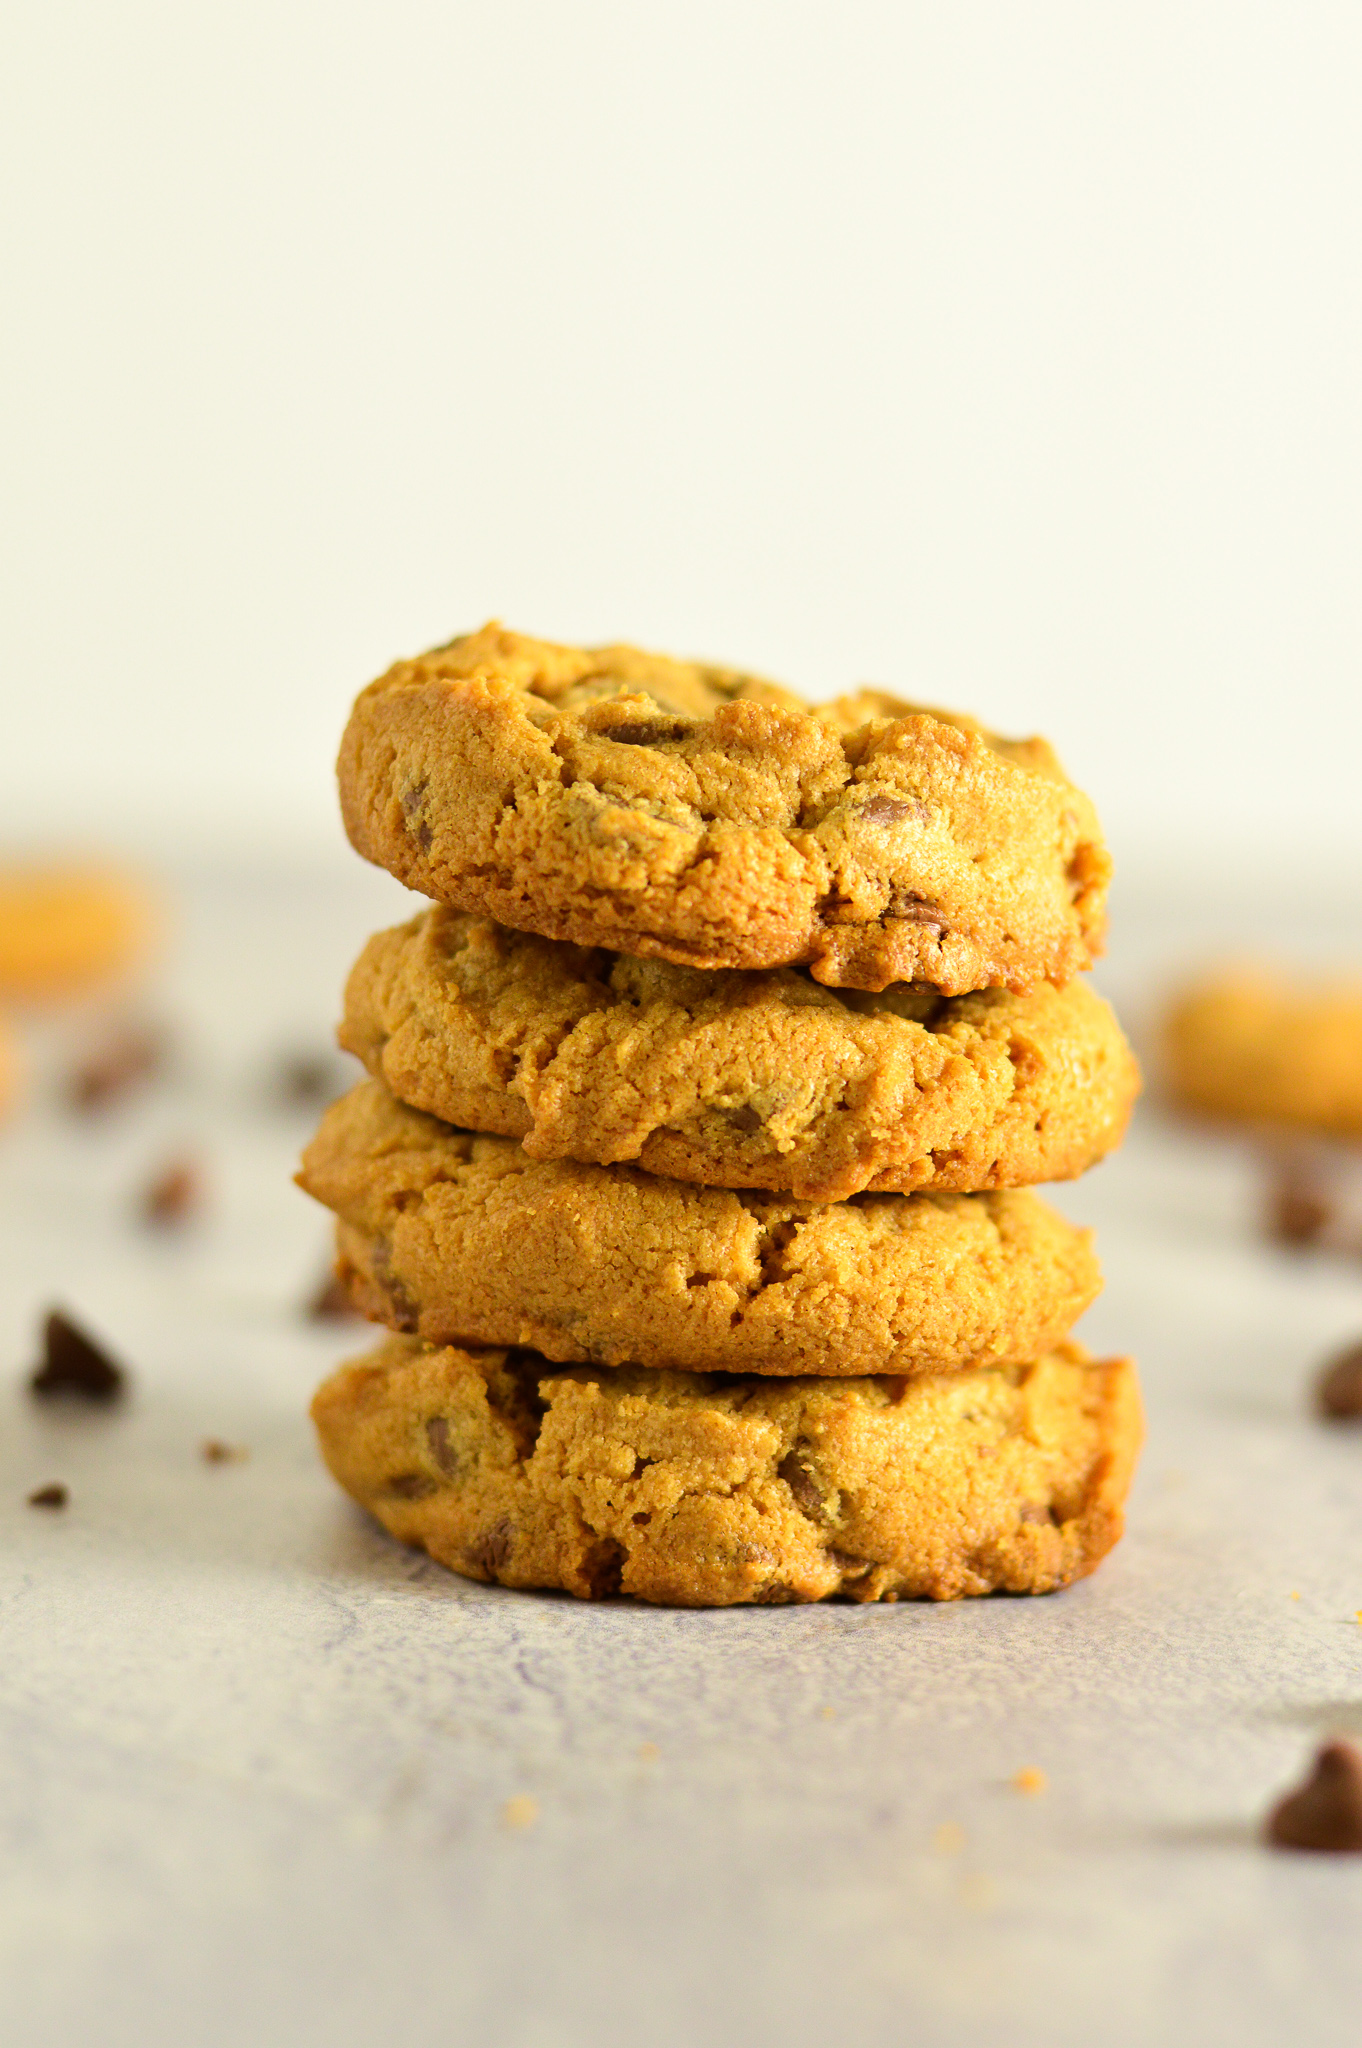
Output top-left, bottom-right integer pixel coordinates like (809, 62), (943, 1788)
(312, 1337), (1142, 1608)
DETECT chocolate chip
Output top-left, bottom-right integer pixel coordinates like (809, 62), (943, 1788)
(425, 1415), (458, 1474)
(272, 1051), (350, 1108)
(858, 795), (922, 826)
(1267, 1739), (1362, 1851)
(200, 1439), (247, 1464)
(467, 1517), (514, 1577)
(726, 1104), (764, 1135)
(604, 719), (687, 747)
(1267, 1166), (1332, 1247)
(400, 781), (428, 818)
(885, 891), (947, 931)
(27, 1483), (68, 1510)
(778, 1448), (828, 1522)
(30, 1311), (125, 1402)
(1315, 1342), (1362, 1418)
(69, 1025), (166, 1111)
(384, 1472), (437, 1500)
(308, 1270), (361, 1321)
(581, 1536), (627, 1598)
(141, 1157), (201, 1227)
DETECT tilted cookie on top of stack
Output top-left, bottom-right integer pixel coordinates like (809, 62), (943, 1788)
(301, 624), (1143, 1606)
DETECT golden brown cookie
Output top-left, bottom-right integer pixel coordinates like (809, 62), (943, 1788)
(341, 908), (1139, 1201)
(337, 624), (1109, 996)
(0, 867), (159, 999)
(1166, 972), (1362, 1140)
(298, 1080), (1102, 1376)
(311, 1335), (1142, 1605)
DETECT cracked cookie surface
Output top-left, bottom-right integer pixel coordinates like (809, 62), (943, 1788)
(342, 907), (1139, 1201)
(337, 623), (1109, 996)
(1167, 972), (1362, 1140)
(298, 1080), (1102, 1376)
(311, 1335), (1142, 1605)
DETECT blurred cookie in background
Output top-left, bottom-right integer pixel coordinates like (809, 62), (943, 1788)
(0, 865), (162, 1002)
(1165, 969), (1362, 1141)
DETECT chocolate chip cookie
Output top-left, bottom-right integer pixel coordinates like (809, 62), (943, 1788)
(341, 908), (1138, 1201)
(298, 1080), (1102, 1376)
(337, 624), (1109, 996)
(1167, 971), (1362, 1140)
(311, 1335), (1142, 1605)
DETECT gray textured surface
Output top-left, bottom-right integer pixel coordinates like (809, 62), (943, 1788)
(3, 866), (1362, 2048)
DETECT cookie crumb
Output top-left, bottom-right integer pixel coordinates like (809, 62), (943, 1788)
(69, 1024), (166, 1112)
(1316, 1342), (1362, 1419)
(819, 1705), (837, 1722)
(141, 1157), (202, 1227)
(502, 1795), (538, 1830)
(637, 1742), (659, 1763)
(201, 1439), (247, 1465)
(1290, 1591), (1301, 1600)
(27, 1483), (68, 1510)
(933, 1822), (966, 1856)
(30, 1310), (126, 1402)
(1012, 1767), (1047, 1796)
(1267, 1739), (1362, 1852)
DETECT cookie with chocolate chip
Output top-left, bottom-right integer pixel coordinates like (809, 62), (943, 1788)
(298, 1080), (1102, 1377)
(341, 908), (1138, 1201)
(337, 624), (1109, 997)
(310, 1334), (1141, 1605)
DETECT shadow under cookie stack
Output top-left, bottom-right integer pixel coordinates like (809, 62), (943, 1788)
(301, 625), (1143, 1607)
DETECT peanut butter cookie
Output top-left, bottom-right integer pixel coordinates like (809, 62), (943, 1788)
(298, 1081), (1101, 1376)
(337, 624), (1109, 996)
(0, 867), (159, 999)
(311, 1335), (1141, 1605)
(1166, 971), (1362, 1139)
(341, 908), (1138, 1201)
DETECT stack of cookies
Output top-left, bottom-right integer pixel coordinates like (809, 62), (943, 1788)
(302, 625), (1142, 1607)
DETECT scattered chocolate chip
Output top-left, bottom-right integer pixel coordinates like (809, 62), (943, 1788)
(69, 1025), (166, 1111)
(308, 1270), (361, 1321)
(1267, 1739), (1362, 1852)
(272, 1051), (350, 1108)
(30, 1310), (126, 1402)
(200, 1439), (247, 1465)
(141, 1157), (201, 1227)
(1315, 1342), (1362, 1418)
(1267, 1162), (1332, 1247)
(858, 795), (922, 826)
(27, 1483), (68, 1510)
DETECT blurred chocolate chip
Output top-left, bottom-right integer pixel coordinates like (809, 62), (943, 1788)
(271, 1050), (350, 1109)
(30, 1310), (126, 1402)
(1267, 1739), (1362, 1852)
(200, 1439), (247, 1464)
(885, 891), (947, 931)
(308, 1270), (361, 1321)
(27, 1483), (68, 1510)
(141, 1157), (201, 1227)
(1267, 1160), (1332, 1247)
(69, 1024), (167, 1112)
(1315, 1341), (1362, 1418)
(604, 719), (687, 747)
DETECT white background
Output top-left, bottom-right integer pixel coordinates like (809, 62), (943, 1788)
(2, 1), (1360, 876)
